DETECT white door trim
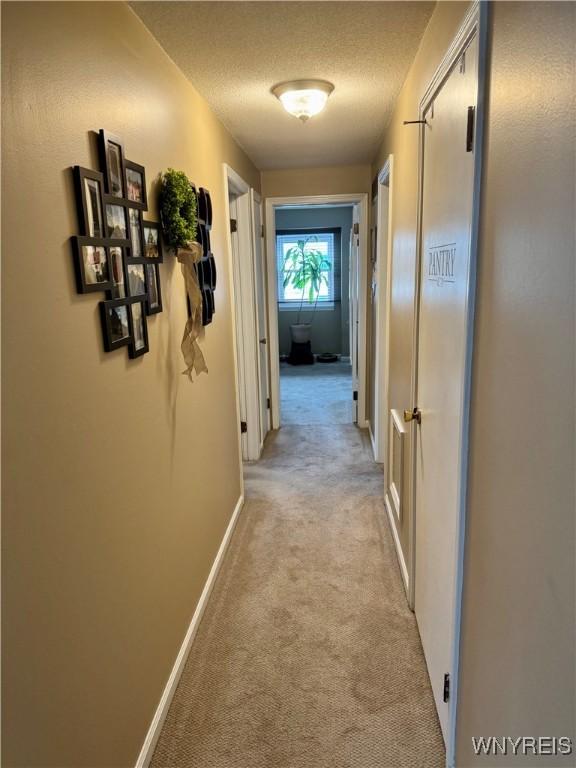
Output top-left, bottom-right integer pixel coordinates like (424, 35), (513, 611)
(372, 157), (394, 463)
(407, 3), (487, 766)
(223, 164), (262, 461)
(265, 193), (369, 429)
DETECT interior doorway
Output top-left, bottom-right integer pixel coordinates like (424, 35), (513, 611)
(408, 4), (486, 762)
(224, 164), (270, 462)
(274, 205), (354, 425)
(265, 194), (369, 429)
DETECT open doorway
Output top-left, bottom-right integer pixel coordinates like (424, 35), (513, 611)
(275, 205), (354, 425)
(265, 194), (368, 430)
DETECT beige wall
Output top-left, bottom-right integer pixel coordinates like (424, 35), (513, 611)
(1, 3), (259, 767)
(261, 164), (371, 199)
(372, 0), (471, 563)
(457, 3), (575, 763)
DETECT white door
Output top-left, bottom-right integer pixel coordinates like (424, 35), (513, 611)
(251, 192), (270, 447)
(349, 214), (360, 423)
(414, 34), (479, 741)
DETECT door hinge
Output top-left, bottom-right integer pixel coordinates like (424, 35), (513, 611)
(443, 673), (450, 703)
(266, 397), (270, 409)
(230, 218), (238, 233)
(353, 222), (360, 235)
(240, 420), (247, 433)
(466, 106), (475, 152)
(353, 391), (358, 402)
(261, 224), (265, 238)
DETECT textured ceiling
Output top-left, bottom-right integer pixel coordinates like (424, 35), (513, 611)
(131, 1), (435, 170)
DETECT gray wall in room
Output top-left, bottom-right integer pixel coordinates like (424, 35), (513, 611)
(275, 206), (353, 356)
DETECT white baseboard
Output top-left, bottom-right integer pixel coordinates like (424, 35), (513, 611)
(135, 494), (245, 767)
(384, 492), (410, 598)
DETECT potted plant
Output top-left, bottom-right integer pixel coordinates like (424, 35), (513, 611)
(282, 236), (331, 362)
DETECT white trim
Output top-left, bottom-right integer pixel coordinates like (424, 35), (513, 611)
(224, 165), (262, 461)
(265, 193), (369, 429)
(372, 157), (394, 463)
(135, 494), (245, 768)
(384, 492), (409, 593)
(406, 3), (487, 766)
(388, 408), (407, 523)
(222, 166), (245, 496)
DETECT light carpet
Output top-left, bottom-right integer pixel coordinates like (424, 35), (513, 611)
(151, 426), (444, 768)
(280, 361), (353, 425)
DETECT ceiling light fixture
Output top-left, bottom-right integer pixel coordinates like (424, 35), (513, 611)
(272, 80), (334, 123)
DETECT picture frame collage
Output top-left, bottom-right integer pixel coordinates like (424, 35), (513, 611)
(71, 130), (163, 359)
(193, 186), (217, 326)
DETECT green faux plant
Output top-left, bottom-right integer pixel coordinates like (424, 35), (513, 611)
(159, 168), (198, 248)
(282, 236), (331, 324)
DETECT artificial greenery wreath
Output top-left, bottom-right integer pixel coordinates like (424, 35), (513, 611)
(159, 168), (198, 248)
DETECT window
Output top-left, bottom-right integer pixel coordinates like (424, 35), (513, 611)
(276, 229), (337, 309)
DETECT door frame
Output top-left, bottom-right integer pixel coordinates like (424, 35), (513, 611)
(265, 193), (369, 429)
(223, 164), (263, 462)
(371, 157), (394, 463)
(250, 189), (271, 446)
(408, 3), (487, 765)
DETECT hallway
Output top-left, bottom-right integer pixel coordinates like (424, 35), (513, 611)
(151, 426), (443, 767)
(280, 361), (353, 425)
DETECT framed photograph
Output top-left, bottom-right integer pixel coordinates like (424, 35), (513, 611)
(104, 196), (129, 243)
(108, 246), (127, 299)
(100, 299), (131, 351)
(129, 299), (149, 358)
(74, 167), (106, 238)
(99, 130), (125, 198)
(127, 263), (146, 297)
(142, 221), (163, 262)
(145, 262), (162, 314)
(128, 207), (143, 258)
(124, 160), (147, 210)
(71, 236), (112, 293)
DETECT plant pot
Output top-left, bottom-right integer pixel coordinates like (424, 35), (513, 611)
(290, 323), (311, 344)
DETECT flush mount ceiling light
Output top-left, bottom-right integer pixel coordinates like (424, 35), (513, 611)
(272, 80), (334, 123)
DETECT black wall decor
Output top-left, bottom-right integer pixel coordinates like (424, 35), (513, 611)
(194, 186), (216, 325)
(71, 130), (165, 359)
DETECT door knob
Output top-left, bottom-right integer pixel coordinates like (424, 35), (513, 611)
(403, 407), (422, 424)
(259, 338), (267, 345)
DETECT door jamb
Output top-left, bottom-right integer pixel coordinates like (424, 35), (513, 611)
(223, 164), (262, 462)
(265, 193), (369, 429)
(407, 3), (487, 766)
(372, 157), (394, 463)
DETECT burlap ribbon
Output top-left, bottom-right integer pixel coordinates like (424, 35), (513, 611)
(177, 243), (208, 381)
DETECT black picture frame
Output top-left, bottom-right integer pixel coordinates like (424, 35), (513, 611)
(74, 167), (106, 238)
(71, 236), (113, 293)
(127, 262), (147, 298)
(127, 205), (145, 260)
(197, 187), (213, 229)
(145, 262), (162, 315)
(142, 220), (163, 262)
(99, 130), (126, 199)
(124, 159), (147, 211)
(106, 244), (128, 300)
(103, 194), (130, 245)
(100, 298), (131, 351)
(128, 298), (149, 358)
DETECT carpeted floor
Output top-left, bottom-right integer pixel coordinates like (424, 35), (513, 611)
(280, 361), (353, 425)
(151, 426), (444, 768)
